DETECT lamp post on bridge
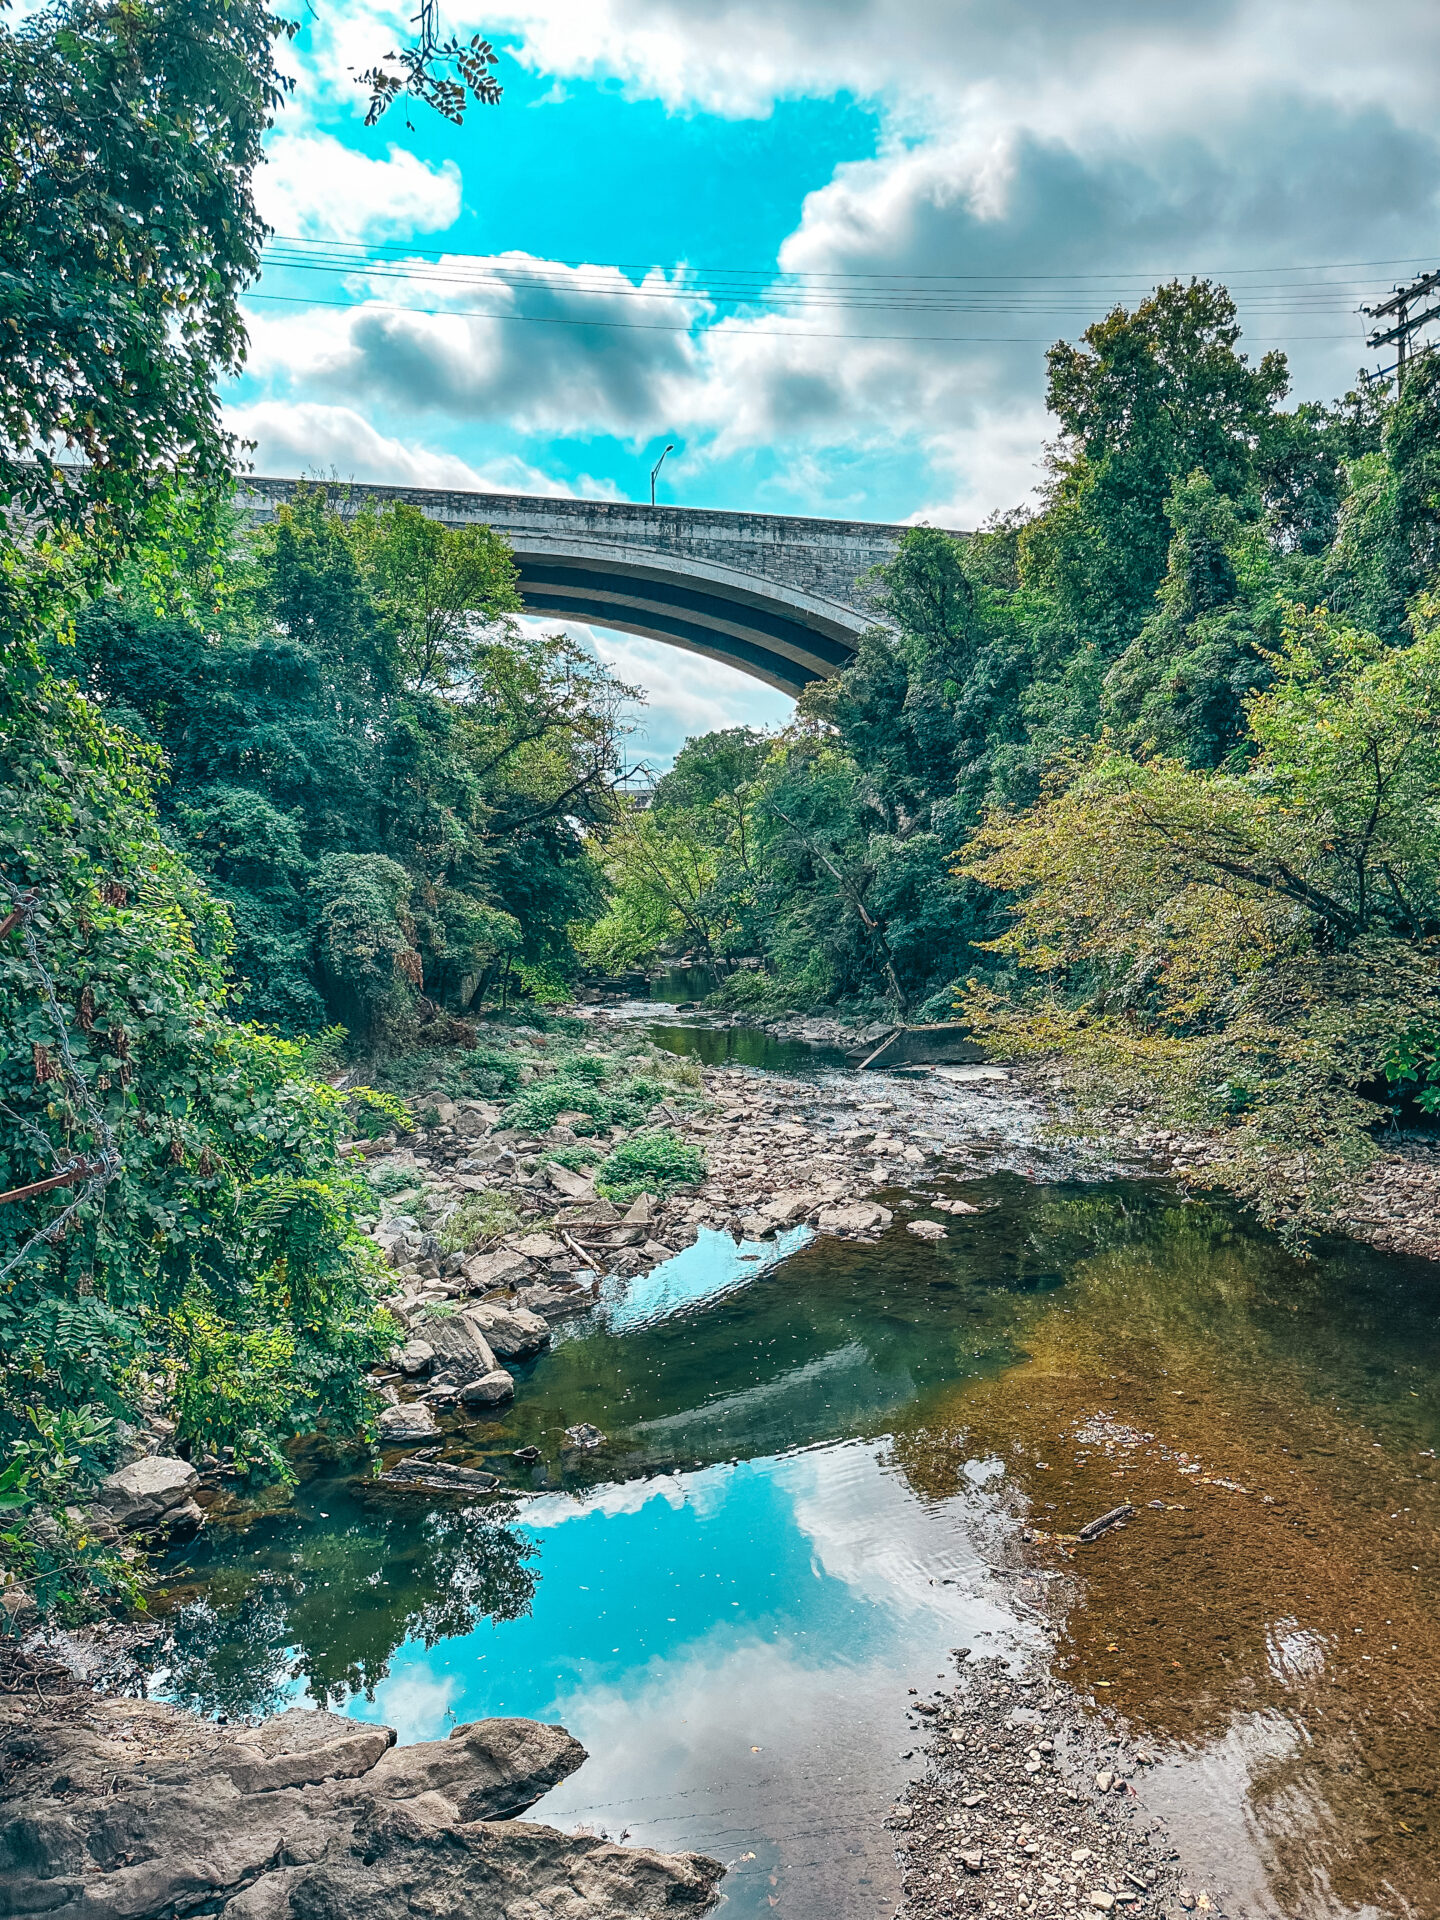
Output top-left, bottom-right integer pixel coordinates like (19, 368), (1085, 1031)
(649, 443), (675, 507)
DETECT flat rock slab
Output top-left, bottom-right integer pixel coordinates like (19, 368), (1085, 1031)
(0, 1700), (722, 1920)
(377, 1403), (440, 1442)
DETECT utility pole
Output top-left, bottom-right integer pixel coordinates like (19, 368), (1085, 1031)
(649, 443), (675, 507)
(1362, 269), (1440, 389)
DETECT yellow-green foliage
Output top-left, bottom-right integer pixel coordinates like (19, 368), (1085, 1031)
(958, 603), (1440, 1230)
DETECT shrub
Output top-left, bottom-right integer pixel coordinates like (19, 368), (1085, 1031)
(595, 1128), (706, 1203)
(438, 1191), (523, 1251)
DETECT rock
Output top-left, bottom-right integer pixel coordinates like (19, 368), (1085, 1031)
(1, 1585), (39, 1630)
(816, 1201), (892, 1235)
(906, 1219), (947, 1241)
(397, 1340), (435, 1376)
(621, 1192), (654, 1226)
(738, 1211), (771, 1239)
(961, 1850), (985, 1873)
(458, 1369), (516, 1408)
(96, 1456), (200, 1531)
(760, 1189), (813, 1227)
(517, 1281), (595, 1318)
(902, 1144), (926, 1165)
(1090, 1894), (1116, 1911)
(461, 1249), (532, 1291)
(546, 1162), (596, 1200)
(464, 1303), (550, 1360)
(565, 1199), (621, 1226)
(377, 1455), (501, 1492)
(413, 1310), (499, 1376)
(431, 1098), (457, 1125)
(0, 1698), (722, 1920)
(563, 1422), (606, 1449)
(225, 1716), (395, 1794)
(1094, 1770), (1115, 1792)
(507, 1231), (564, 1260)
(639, 1239), (676, 1264)
(377, 1402), (440, 1442)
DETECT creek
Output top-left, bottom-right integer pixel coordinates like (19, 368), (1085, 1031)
(152, 1027), (1440, 1920)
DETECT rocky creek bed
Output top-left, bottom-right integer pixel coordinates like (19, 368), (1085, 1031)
(10, 1004), (1440, 1919)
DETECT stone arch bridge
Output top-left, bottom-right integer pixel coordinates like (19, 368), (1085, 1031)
(237, 478), (939, 697)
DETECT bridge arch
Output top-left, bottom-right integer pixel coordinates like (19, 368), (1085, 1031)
(236, 480), (922, 698)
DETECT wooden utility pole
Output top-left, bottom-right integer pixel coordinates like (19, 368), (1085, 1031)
(1363, 269), (1440, 388)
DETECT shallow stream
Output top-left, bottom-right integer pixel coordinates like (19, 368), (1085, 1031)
(154, 1037), (1440, 1920)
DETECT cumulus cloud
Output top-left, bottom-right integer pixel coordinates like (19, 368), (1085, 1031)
(256, 133), (461, 241)
(227, 400), (576, 494)
(242, 254), (708, 440)
(485, 0), (1440, 129)
(244, 1), (1440, 527)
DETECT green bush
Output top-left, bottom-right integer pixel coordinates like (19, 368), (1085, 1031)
(438, 1191), (523, 1251)
(595, 1128), (706, 1204)
(541, 1142), (604, 1171)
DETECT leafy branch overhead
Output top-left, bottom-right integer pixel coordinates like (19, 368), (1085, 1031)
(353, 0), (502, 127)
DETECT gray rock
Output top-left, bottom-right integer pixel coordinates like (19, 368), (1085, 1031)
(461, 1249), (532, 1290)
(906, 1218), (948, 1241)
(816, 1201), (893, 1235)
(760, 1189), (813, 1227)
(414, 1309), (499, 1375)
(397, 1340), (434, 1376)
(458, 1369), (516, 1407)
(377, 1402), (440, 1442)
(546, 1162), (596, 1200)
(96, 1456), (199, 1530)
(464, 1302), (550, 1360)
(563, 1422), (606, 1450)
(621, 1193), (654, 1226)
(0, 1699), (720, 1920)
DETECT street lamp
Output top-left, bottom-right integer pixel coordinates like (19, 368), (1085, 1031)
(650, 443), (675, 506)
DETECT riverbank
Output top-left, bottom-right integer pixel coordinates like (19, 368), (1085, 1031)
(12, 1007), (1440, 1920)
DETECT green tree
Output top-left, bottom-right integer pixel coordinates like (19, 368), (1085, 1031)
(0, 0), (286, 576)
(1023, 280), (1289, 646)
(350, 498), (520, 691)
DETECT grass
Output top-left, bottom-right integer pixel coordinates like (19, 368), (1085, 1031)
(594, 1128), (707, 1204)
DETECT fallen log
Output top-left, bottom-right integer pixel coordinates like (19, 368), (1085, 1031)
(1078, 1503), (1136, 1543)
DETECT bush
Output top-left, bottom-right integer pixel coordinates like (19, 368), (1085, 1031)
(438, 1191), (523, 1251)
(541, 1142), (604, 1171)
(595, 1128), (706, 1203)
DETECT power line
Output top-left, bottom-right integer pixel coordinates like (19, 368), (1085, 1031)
(241, 287), (1365, 346)
(1362, 268), (1440, 388)
(265, 234), (1440, 284)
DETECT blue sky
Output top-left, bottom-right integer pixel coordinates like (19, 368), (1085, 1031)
(234, 0), (1440, 765)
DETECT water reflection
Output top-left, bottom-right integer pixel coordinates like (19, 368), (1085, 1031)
(156, 1180), (1440, 1919)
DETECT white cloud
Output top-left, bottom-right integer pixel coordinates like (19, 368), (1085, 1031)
(515, 620), (793, 772)
(227, 399), (571, 493)
(256, 132), (461, 241)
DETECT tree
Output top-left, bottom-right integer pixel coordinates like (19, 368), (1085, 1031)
(1102, 473), (1282, 768)
(957, 601), (1440, 1228)
(1022, 281), (1289, 646)
(0, 0), (286, 578)
(349, 499), (520, 692)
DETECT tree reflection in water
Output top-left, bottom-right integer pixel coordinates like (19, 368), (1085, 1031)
(153, 1498), (537, 1718)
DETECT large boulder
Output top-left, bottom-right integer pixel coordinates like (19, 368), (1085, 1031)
(464, 1303), (550, 1360)
(0, 1699), (723, 1920)
(458, 1369), (515, 1408)
(461, 1249), (532, 1291)
(377, 1403), (440, 1443)
(413, 1310), (499, 1375)
(95, 1456), (199, 1532)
